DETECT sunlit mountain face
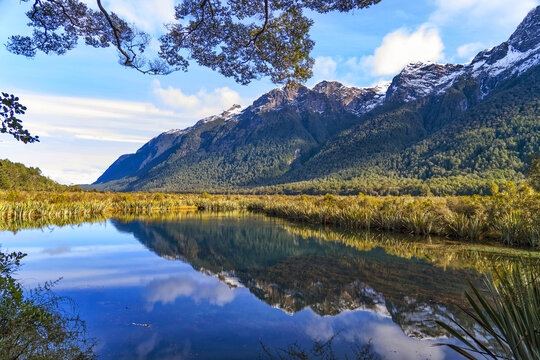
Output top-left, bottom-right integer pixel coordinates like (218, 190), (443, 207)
(93, 6), (540, 195)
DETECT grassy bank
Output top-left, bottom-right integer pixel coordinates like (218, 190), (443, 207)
(0, 189), (538, 248)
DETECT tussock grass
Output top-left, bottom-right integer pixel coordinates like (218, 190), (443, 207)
(0, 189), (538, 249)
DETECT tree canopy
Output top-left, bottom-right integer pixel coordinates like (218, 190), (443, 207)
(7, 0), (381, 85)
(4, 0), (381, 143)
(0, 93), (38, 143)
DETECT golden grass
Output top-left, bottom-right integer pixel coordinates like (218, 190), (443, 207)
(0, 189), (538, 249)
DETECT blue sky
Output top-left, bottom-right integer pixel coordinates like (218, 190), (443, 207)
(0, 0), (538, 184)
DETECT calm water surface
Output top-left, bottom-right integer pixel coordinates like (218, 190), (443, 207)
(0, 213), (509, 359)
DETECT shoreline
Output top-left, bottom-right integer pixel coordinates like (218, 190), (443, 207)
(0, 190), (538, 250)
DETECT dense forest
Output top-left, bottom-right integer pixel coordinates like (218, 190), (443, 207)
(92, 5), (540, 196)
(88, 8), (540, 195)
(0, 159), (69, 191)
(92, 66), (539, 196)
(265, 67), (540, 195)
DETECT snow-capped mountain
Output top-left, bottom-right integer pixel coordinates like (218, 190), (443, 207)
(385, 63), (465, 103)
(228, 80), (390, 121)
(387, 6), (540, 103)
(93, 6), (539, 193)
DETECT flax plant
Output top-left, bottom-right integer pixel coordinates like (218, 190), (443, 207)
(437, 263), (540, 360)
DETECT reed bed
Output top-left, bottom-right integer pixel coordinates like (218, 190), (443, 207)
(0, 191), (198, 218)
(0, 189), (538, 249)
(242, 191), (539, 248)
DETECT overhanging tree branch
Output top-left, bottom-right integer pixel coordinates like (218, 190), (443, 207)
(0, 93), (38, 144)
(8, 0), (382, 85)
(95, 0), (136, 69)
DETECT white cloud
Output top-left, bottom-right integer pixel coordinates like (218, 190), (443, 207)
(21, 93), (184, 124)
(430, 0), (539, 28)
(0, 92), (197, 184)
(363, 25), (444, 76)
(312, 56), (338, 82)
(153, 84), (201, 109)
(429, 0), (538, 63)
(344, 57), (363, 72)
(19, 93), (193, 142)
(42, 244), (72, 256)
(302, 309), (448, 360)
(457, 42), (485, 61)
(305, 318), (335, 341)
(363, 322), (446, 360)
(152, 80), (244, 118)
(324, 0), (538, 83)
(307, 56), (388, 87)
(103, 0), (176, 33)
(1, 85), (247, 184)
(1, 84), (251, 185)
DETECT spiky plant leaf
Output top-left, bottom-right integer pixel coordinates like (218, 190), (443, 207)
(437, 262), (540, 360)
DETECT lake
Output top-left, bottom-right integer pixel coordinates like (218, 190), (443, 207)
(0, 212), (524, 359)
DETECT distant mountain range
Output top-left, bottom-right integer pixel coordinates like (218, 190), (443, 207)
(93, 6), (540, 195)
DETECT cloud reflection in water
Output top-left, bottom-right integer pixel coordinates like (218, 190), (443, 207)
(42, 244), (72, 255)
(144, 273), (239, 310)
(303, 310), (447, 360)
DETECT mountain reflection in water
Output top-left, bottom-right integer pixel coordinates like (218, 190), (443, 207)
(111, 213), (496, 340)
(3, 213), (529, 359)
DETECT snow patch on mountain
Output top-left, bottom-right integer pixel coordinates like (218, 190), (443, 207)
(386, 6), (539, 103)
(473, 44), (540, 77)
(385, 63), (465, 103)
(196, 104), (245, 125)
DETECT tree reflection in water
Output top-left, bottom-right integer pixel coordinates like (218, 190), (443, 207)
(112, 213), (530, 343)
(260, 334), (382, 360)
(0, 251), (96, 359)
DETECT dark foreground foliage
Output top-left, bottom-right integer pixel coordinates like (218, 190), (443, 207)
(0, 251), (95, 360)
(0, 93), (38, 144)
(437, 262), (540, 360)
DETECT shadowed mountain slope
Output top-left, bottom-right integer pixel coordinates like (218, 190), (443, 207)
(93, 6), (540, 195)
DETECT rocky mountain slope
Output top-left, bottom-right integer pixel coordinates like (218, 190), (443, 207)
(94, 6), (540, 195)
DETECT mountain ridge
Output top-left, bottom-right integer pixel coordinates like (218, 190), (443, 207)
(93, 6), (540, 195)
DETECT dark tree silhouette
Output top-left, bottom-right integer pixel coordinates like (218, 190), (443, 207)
(0, 93), (38, 143)
(7, 0), (381, 85)
(4, 0), (382, 141)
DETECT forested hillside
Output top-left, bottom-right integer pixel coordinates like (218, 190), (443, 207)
(93, 6), (540, 195)
(0, 159), (68, 191)
(271, 67), (539, 195)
